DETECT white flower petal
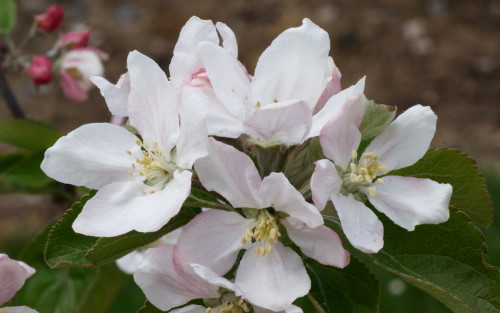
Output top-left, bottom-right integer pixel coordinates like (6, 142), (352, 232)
(194, 138), (261, 208)
(310, 76), (365, 137)
(90, 73), (130, 117)
(41, 123), (139, 190)
(116, 250), (144, 274)
(253, 304), (304, 313)
(134, 245), (218, 312)
(311, 159), (342, 211)
(200, 42), (251, 120)
(170, 16), (219, 88)
(0, 254), (35, 305)
(283, 218), (350, 268)
(127, 50), (179, 152)
(236, 243), (310, 312)
(190, 264), (241, 296)
(331, 194), (384, 253)
(368, 175), (451, 231)
(313, 57), (341, 114)
(251, 18), (330, 108)
(128, 170), (192, 233)
(319, 93), (364, 170)
(175, 210), (253, 275)
(260, 172), (323, 228)
(363, 105), (437, 172)
(216, 22), (238, 57)
(176, 87), (209, 169)
(72, 180), (143, 237)
(244, 100), (312, 147)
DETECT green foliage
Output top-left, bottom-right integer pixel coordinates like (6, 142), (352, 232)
(359, 100), (396, 141)
(303, 256), (380, 313)
(391, 149), (494, 228)
(0, 119), (62, 151)
(373, 210), (500, 313)
(15, 227), (127, 313)
(0, 0), (16, 34)
(45, 191), (198, 269)
(284, 137), (324, 189)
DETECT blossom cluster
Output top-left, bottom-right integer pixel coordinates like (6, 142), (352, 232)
(40, 17), (452, 312)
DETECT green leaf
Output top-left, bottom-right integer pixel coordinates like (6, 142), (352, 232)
(359, 100), (396, 141)
(45, 191), (99, 268)
(0, 119), (62, 151)
(0, 152), (54, 194)
(0, 0), (16, 34)
(304, 256), (380, 313)
(137, 301), (165, 313)
(373, 210), (500, 313)
(45, 191), (198, 269)
(391, 149), (494, 228)
(15, 227), (100, 313)
(184, 188), (231, 211)
(284, 137), (324, 189)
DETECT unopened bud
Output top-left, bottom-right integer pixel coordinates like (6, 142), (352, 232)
(35, 5), (64, 33)
(28, 55), (53, 85)
(60, 31), (90, 49)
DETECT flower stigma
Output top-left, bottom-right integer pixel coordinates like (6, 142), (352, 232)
(342, 150), (387, 197)
(241, 210), (281, 256)
(126, 139), (178, 194)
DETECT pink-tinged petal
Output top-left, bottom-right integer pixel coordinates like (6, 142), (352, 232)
(72, 180), (144, 237)
(283, 218), (350, 268)
(170, 17), (219, 88)
(310, 76), (365, 138)
(313, 57), (341, 114)
(90, 73), (130, 117)
(331, 194), (384, 253)
(260, 173), (323, 228)
(244, 100), (312, 147)
(194, 138), (261, 208)
(251, 18), (330, 109)
(367, 176), (451, 231)
(116, 250), (144, 274)
(134, 245), (218, 312)
(363, 105), (436, 172)
(2, 306), (39, 313)
(200, 42), (251, 119)
(41, 123), (140, 190)
(60, 70), (87, 103)
(176, 87), (209, 169)
(170, 305), (206, 313)
(204, 89), (245, 138)
(127, 51), (179, 153)
(0, 254), (35, 305)
(216, 22), (238, 57)
(190, 264), (241, 296)
(61, 49), (104, 89)
(128, 170), (192, 232)
(311, 159), (342, 211)
(319, 93), (365, 170)
(175, 210), (253, 275)
(236, 243), (310, 312)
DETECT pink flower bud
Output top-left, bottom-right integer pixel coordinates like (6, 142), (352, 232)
(60, 31), (91, 49)
(35, 5), (64, 33)
(28, 55), (53, 85)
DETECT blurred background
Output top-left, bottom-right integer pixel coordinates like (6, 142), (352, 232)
(0, 0), (499, 312)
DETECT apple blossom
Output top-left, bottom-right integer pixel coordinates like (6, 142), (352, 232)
(59, 48), (106, 103)
(28, 55), (53, 85)
(171, 138), (349, 311)
(59, 31), (91, 49)
(41, 50), (208, 237)
(0, 254), (38, 313)
(311, 98), (452, 253)
(134, 243), (301, 313)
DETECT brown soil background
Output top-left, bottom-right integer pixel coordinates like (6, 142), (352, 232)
(0, 0), (499, 245)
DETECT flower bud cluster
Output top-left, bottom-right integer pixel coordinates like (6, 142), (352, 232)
(41, 16), (453, 312)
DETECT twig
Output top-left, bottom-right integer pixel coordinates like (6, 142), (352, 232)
(0, 67), (25, 118)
